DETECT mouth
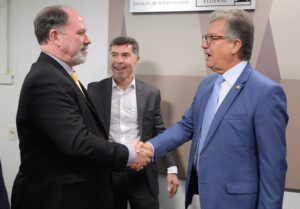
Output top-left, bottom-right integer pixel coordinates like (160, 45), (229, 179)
(114, 65), (126, 71)
(81, 45), (88, 52)
(204, 51), (212, 59)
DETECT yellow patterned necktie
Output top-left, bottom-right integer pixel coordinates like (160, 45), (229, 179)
(70, 72), (84, 94)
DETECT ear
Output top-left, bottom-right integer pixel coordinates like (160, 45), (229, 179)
(48, 29), (61, 46)
(231, 39), (242, 55)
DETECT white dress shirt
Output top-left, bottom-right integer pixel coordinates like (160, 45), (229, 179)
(217, 61), (248, 109)
(110, 77), (177, 174)
(109, 78), (139, 144)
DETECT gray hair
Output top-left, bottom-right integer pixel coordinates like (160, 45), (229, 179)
(34, 6), (68, 45)
(209, 9), (254, 60)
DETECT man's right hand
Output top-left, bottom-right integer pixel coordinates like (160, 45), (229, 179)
(130, 142), (154, 171)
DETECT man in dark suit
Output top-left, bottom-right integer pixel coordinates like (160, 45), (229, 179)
(88, 36), (179, 209)
(141, 9), (288, 209)
(0, 160), (10, 209)
(12, 6), (151, 209)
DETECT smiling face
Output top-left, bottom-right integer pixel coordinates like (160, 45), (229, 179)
(110, 44), (139, 87)
(202, 19), (242, 74)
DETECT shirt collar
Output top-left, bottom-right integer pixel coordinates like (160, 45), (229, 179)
(112, 76), (136, 91)
(44, 52), (74, 74)
(222, 61), (248, 87)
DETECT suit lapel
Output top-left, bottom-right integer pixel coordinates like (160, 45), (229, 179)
(200, 64), (253, 153)
(136, 79), (145, 139)
(38, 52), (69, 77)
(40, 53), (90, 103)
(38, 53), (108, 136)
(102, 79), (113, 132)
(83, 85), (107, 134)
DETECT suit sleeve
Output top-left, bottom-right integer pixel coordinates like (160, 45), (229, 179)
(150, 94), (195, 161)
(152, 90), (178, 168)
(27, 68), (128, 171)
(152, 90), (166, 136)
(254, 84), (288, 209)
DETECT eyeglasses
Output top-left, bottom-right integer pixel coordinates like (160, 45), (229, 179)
(202, 34), (227, 46)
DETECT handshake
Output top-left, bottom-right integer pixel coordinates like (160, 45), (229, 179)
(130, 141), (154, 171)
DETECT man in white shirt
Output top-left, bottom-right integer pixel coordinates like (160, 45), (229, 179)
(88, 36), (179, 209)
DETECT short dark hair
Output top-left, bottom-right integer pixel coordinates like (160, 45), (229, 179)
(34, 6), (68, 45)
(209, 9), (254, 60)
(109, 36), (139, 56)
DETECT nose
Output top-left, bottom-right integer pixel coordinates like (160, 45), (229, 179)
(84, 34), (91, 45)
(116, 55), (124, 63)
(201, 41), (208, 49)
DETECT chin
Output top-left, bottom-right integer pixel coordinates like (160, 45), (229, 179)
(73, 55), (87, 65)
(206, 63), (213, 69)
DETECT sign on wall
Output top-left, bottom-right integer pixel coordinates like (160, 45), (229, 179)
(130, 0), (255, 13)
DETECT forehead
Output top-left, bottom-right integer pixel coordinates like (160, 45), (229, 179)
(63, 8), (86, 30)
(207, 19), (226, 34)
(111, 44), (134, 53)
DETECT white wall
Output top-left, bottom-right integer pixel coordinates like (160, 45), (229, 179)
(0, 0), (109, 200)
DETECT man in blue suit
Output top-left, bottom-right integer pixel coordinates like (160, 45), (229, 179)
(139, 9), (288, 209)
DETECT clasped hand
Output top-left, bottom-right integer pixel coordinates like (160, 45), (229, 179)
(130, 141), (153, 171)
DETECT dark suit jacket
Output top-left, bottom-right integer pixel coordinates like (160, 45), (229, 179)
(88, 78), (176, 196)
(0, 160), (10, 209)
(150, 63), (288, 209)
(12, 53), (129, 209)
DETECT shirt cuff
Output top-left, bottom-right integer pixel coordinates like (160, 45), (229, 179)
(147, 142), (155, 162)
(124, 143), (136, 165)
(167, 166), (178, 174)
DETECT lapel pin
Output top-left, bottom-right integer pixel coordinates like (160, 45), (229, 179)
(235, 85), (241, 91)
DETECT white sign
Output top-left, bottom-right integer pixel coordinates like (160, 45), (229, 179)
(130, 0), (255, 13)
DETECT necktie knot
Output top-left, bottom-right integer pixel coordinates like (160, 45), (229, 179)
(70, 72), (79, 83)
(209, 75), (224, 114)
(215, 75), (225, 87)
(70, 72), (84, 94)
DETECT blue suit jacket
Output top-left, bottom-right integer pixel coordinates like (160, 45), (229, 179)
(150, 63), (288, 209)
